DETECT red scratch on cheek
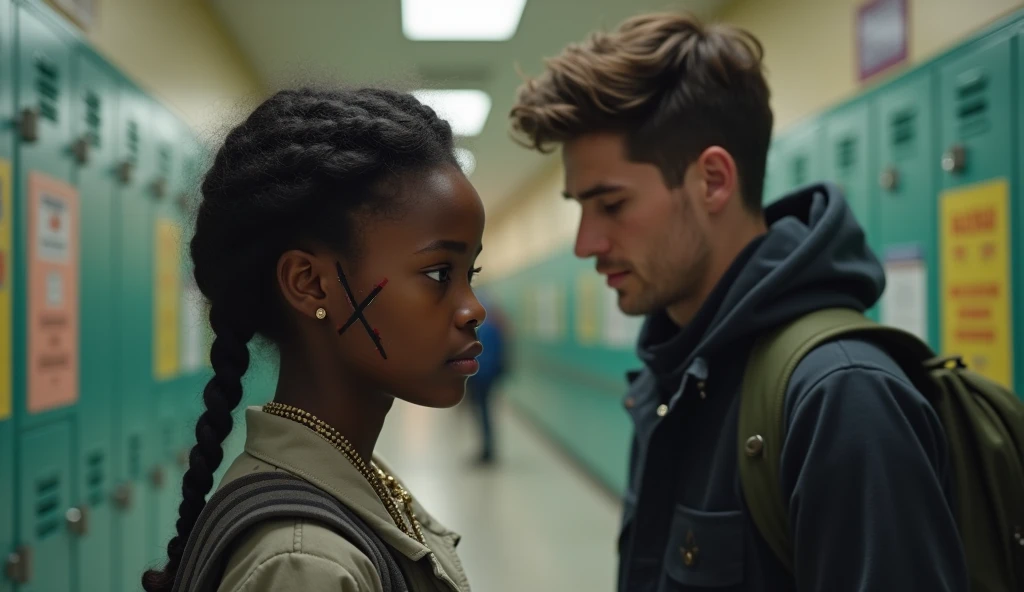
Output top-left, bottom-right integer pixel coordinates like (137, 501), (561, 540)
(377, 278), (389, 289)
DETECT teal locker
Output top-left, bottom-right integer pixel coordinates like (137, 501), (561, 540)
(762, 141), (784, 206)
(0, 0), (14, 588)
(780, 120), (824, 191)
(149, 103), (188, 557)
(14, 0), (76, 431)
(113, 81), (159, 592)
(873, 70), (940, 350)
(823, 101), (878, 321)
(18, 421), (74, 592)
(70, 45), (119, 592)
(937, 30), (1017, 391)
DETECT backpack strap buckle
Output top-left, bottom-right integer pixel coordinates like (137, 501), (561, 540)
(925, 355), (966, 371)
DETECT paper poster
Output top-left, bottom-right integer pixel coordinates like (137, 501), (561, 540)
(574, 272), (601, 345)
(0, 160), (11, 420)
(881, 244), (928, 341)
(180, 276), (206, 373)
(28, 172), (79, 413)
(154, 219), (181, 380)
(940, 178), (1012, 388)
(603, 286), (644, 348)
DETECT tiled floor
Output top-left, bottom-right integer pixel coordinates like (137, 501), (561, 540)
(376, 395), (623, 592)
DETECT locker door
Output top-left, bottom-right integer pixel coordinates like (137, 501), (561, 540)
(0, 0), (15, 590)
(113, 83), (159, 592)
(70, 46), (119, 592)
(15, 0), (76, 432)
(781, 120), (825, 191)
(937, 31), (1016, 390)
(17, 422), (73, 592)
(874, 71), (939, 349)
(762, 141), (784, 206)
(150, 104), (186, 556)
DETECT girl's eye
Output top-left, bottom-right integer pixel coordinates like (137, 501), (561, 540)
(469, 267), (483, 284)
(425, 268), (452, 283)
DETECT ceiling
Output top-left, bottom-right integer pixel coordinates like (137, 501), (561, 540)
(207, 0), (731, 211)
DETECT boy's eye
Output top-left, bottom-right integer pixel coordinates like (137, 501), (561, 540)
(604, 200), (625, 214)
(426, 268), (452, 283)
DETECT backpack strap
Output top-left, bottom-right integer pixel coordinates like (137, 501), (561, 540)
(171, 471), (409, 592)
(737, 307), (933, 572)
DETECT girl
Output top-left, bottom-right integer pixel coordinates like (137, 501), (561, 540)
(143, 87), (485, 592)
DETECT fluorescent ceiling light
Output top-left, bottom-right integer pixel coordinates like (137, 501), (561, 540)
(402, 0), (527, 41)
(412, 89), (491, 137)
(454, 147), (476, 176)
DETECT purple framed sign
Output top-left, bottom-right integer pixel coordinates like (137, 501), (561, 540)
(856, 0), (909, 81)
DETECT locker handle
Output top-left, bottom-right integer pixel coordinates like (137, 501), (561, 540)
(177, 448), (190, 469)
(151, 177), (168, 199)
(4, 546), (32, 584)
(112, 483), (133, 510)
(117, 161), (135, 185)
(66, 505), (89, 536)
(879, 166), (899, 191)
(72, 136), (90, 165)
(942, 144), (967, 174)
(19, 107), (39, 143)
(150, 465), (167, 489)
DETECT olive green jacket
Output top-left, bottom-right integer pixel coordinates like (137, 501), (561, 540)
(213, 407), (471, 592)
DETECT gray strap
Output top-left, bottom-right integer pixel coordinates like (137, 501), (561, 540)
(171, 472), (409, 592)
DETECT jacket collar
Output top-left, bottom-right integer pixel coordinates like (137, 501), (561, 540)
(240, 406), (431, 561)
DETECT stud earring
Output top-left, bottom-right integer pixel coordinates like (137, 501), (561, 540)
(315, 307), (327, 320)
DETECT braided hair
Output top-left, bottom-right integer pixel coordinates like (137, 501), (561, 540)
(142, 87), (457, 592)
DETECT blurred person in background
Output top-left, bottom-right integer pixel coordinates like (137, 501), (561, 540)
(509, 11), (967, 592)
(467, 290), (511, 465)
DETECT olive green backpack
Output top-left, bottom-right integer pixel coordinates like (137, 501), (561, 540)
(738, 307), (1024, 592)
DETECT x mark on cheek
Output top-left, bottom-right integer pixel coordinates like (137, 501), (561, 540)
(335, 261), (388, 360)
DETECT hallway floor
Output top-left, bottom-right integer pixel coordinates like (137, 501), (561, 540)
(376, 396), (623, 591)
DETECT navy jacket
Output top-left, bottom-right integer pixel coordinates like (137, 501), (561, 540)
(616, 183), (968, 591)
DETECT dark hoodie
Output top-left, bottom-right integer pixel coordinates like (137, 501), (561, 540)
(616, 183), (967, 592)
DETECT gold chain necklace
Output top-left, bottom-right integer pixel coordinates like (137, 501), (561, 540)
(261, 401), (427, 545)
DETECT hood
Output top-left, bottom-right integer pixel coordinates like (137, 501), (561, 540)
(637, 182), (885, 390)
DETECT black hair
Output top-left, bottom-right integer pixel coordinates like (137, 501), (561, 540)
(142, 87), (457, 592)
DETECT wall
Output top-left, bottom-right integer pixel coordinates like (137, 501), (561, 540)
(55, 0), (264, 136)
(482, 0), (1024, 281)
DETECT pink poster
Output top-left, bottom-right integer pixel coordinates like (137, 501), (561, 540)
(27, 172), (79, 413)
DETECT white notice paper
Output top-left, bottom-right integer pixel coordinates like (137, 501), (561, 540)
(881, 245), (928, 341)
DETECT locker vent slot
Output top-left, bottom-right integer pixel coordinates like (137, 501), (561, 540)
(126, 120), (139, 165)
(35, 56), (60, 123)
(86, 450), (106, 507)
(837, 137), (857, 170)
(157, 145), (172, 177)
(129, 434), (141, 480)
(85, 91), (102, 147)
(891, 109), (916, 147)
(955, 71), (989, 137)
(792, 156), (807, 186)
(35, 474), (62, 540)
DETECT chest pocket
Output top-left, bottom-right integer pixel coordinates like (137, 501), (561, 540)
(662, 505), (745, 589)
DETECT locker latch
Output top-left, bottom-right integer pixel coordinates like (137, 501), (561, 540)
(151, 177), (168, 199)
(73, 136), (91, 165)
(879, 166), (899, 192)
(177, 448), (190, 469)
(66, 505), (89, 536)
(942, 144), (967, 174)
(117, 161), (135, 185)
(18, 107), (39, 143)
(5, 546), (32, 584)
(150, 465), (167, 489)
(113, 483), (133, 510)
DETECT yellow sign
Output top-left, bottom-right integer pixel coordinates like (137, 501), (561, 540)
(154, 219), (181, 380)
(575, 272), (600, 345)
(0, 160), (11, 420)
(940, 178), (1013, 388)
